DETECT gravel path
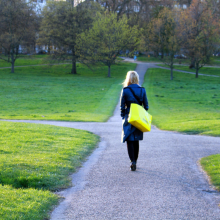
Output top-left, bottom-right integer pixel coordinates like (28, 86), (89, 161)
(3, 63), (220, 219)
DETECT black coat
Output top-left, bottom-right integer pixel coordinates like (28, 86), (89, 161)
(120, 84), (149, 143)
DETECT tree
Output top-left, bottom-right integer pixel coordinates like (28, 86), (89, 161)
(77, 12), (139, 77)
(158, 8), (180, 80)
(38, 0), (101, 74)
(0, 0), (37, 73)
(147, 12), (167, 59)
(147, 7), (180, 80)
(179, 0), (220, 78)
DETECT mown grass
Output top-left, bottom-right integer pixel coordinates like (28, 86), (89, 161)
(0, 55), (51, 68)
(158, 64), (220, 77)
(144, 68), (220, 136)
(0, 55), (122, 68)
(200, 155), (220, 191)
(0, 121), (99, 219)
(0, 185), (58, 220)
(0, 62), (136, 121)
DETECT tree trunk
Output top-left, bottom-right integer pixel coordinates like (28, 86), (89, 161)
(195, 63), (199, 78)
(71, 54), (77, 74)
(170, 59), (173, 80)
(190, 57), (195, 69)
(16, 46), (19, 55)
(48, 41), (51, 55)
(161, 49), (164, 59)
(11, 52), (14, 73)
(108, 65), (111, 77)
(48, 45), (50, 55)
(170, 67), (173, 80)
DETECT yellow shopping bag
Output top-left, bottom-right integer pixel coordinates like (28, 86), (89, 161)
(128, 103), (152, 132)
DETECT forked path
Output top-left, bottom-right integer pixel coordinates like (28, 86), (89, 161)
(4, 64), (220, 219)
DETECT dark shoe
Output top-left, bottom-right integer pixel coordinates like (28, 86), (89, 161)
(130, 162), (136, 171)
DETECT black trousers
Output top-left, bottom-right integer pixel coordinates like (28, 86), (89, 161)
(127, 141), (139, 163)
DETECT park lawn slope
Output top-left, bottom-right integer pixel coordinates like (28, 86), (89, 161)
(200, 155), (220, 191)
(158, 64), (220, 77)
(0, 62), (136, 121)
(0, 121), (99, 190)
(0, 121), (99, 219)
(144, 68), (220, 136)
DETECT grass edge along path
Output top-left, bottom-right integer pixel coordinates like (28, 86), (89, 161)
(200, 155), (220, 191)
(144, 68), (220, 137)
(0, 121), (99, 220)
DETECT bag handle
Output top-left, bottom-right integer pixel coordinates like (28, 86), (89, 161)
(127, 87), (142, 106)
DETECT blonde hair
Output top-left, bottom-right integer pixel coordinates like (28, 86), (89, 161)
(123, 71), (139, 87)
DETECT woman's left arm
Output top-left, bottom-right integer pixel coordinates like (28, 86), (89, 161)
(120, 89), (126, 119)
(143, 88), (149, 111)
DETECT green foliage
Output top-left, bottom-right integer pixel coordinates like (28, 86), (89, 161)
(39, 0), (102, 74)
(146, 7), (180, 80)
(77, 12), (139, 77)
(200, 155), (220, 191)
(0, 63), (136, 121)
(144, 68), (220, 136)
(0, 184), (58, 220)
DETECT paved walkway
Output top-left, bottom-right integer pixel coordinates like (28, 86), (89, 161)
(3, 63), (220, 219)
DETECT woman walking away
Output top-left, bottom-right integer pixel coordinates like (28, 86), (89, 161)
(120, 71), (149, 171)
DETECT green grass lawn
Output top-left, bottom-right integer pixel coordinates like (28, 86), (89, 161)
(0, 62), (136, 121)
(0, 185), (58, 220)
(0, 56), (46, 68)
(0, 55), (72, 68)
(158, 64), (220, 77)
(200, 155), (220, 191)
(144, 68), (220, 136)
(0, 55), (123, 68)
(0, 121), (99, 219)
(212, 56), (220, 65)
